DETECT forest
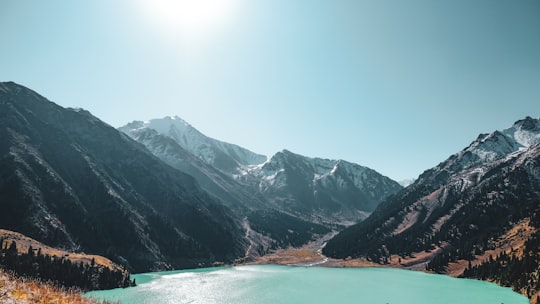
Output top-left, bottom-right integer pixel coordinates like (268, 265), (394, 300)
(0, 239), (134, 291)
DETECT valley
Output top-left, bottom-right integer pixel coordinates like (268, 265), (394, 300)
(244, 218), (535, 272)
(3, 0), (540, 302)
(0, 82), (538, 303)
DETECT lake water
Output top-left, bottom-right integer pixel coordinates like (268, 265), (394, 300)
(85, 265), (528, 304)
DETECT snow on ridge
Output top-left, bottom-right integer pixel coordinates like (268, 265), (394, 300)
(121, 116), (267, 170)
(474, 119), (540, 159)
(442, 117), (540, 174)
(504, 126), (540, 148)
(500, 116), (540, 148)
(259, 150), (382, 191)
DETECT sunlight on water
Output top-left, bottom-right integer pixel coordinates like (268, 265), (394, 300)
(86, 265), (528, 304)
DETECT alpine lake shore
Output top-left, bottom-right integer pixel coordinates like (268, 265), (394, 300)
(242, 231), (539, 304)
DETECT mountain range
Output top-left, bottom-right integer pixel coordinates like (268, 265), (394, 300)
(1, 81), (537, 300)
(0, 82), (400, 271)
(121, 117), (267, 175)
(120, 116), (402, 250)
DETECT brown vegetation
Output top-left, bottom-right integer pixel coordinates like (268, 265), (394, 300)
(0, 268), (110, 304)
(446, 219), (536, 277)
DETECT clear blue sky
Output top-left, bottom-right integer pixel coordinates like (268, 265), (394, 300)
(1, 0), (539, 181)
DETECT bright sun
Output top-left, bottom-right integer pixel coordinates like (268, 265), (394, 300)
(138, 0), (240, 38)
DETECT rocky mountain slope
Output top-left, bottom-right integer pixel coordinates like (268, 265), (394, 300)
(324, 117), (540, 299)
(0, 82), (247, 272)
(117, 126), (334, 252)
(241, 149), (402, 224)
(116, 127), (262, 211)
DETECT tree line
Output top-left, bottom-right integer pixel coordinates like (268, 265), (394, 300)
(461, 224), (539, 300)
(0, 239), (135, 291)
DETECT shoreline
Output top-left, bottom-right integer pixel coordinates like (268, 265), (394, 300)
(108, 244), (536, 304)
(239, 230), (537, 304)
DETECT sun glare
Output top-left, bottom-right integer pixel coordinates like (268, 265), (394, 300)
(138, 0), (239, 38)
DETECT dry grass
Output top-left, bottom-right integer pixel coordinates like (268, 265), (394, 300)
(245, 233), (336, 266)
(249, 247), (324, 265)
(0, 268), (116, 304)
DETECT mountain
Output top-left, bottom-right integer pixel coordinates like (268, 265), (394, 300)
(0, 82), (247, 272)
(116, 126), (264, 212)
(120, 117), (402, 253)
(324, 117), (540, 298)
(243, 149), (402, 224)
(0, 228), (133, 290)
(117, 125), (319, 251)
(120, 117), (267, 176)
(121, 118), (402, 228)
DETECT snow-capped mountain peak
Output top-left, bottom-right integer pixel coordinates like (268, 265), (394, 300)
(471, 117), (540, 158)
(249, 149), (402, 216)
(434, 117), (540, 175)
(120, 116), (267, 175)
(502, 116), (540, 148)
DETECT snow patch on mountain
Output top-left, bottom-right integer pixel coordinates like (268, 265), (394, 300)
(399, 178), (416, 187)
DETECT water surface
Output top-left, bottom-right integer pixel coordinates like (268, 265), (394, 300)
(86, 265), (528, 304)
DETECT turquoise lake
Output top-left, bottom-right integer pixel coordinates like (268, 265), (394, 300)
(85, 265), (528, 304)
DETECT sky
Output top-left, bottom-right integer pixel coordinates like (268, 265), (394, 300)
(1, 0), (539, 181)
